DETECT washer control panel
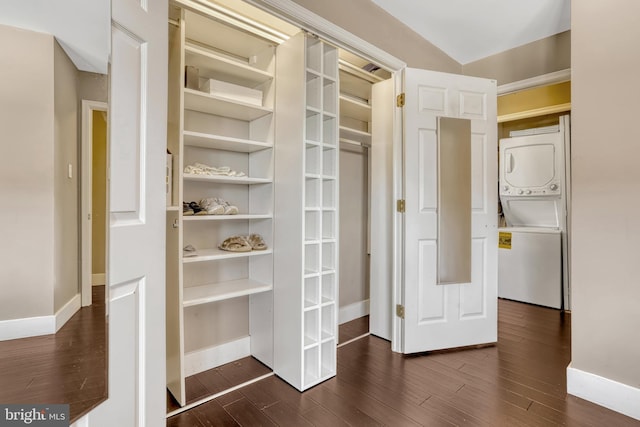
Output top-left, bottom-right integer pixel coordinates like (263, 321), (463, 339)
(501, 182), (561, 196)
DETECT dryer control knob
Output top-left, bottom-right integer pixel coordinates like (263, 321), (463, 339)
(550, 183), (558, 191)
(525, 190), (532, 195)
(517, 190), (524, 195)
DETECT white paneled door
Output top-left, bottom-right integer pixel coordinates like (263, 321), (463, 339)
(87, 0), (167, 426)
(400, 68), (497, 354)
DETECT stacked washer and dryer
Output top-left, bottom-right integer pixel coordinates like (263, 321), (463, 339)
(498, 115), (571, 310)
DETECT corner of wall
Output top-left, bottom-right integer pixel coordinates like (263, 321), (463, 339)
(53, 40), (80, 312)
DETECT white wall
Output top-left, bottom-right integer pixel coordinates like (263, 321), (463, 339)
(0, 24), (55, 320)
(53, 40), (79, 312)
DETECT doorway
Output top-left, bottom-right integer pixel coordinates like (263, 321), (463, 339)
(81, 100), (108, 307)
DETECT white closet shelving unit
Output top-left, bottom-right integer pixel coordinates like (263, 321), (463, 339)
(274, 33), (339, 391)
(166, 7), (276, 406)
(338, 61), (384, 147)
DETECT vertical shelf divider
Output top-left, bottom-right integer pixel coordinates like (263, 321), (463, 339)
(274, 33), (338, 391)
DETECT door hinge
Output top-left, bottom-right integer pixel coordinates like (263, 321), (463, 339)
(396, 304), (405, 319)
(397, 93), (405, 107)
(396, 199), (406, 213)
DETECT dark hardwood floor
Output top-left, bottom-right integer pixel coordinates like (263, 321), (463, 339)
(0, 286), (107, 422)
(167, 300), (640, 426)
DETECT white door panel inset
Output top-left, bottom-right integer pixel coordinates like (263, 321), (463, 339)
(110, 28), (143, 215)
(460, 239), (486, 319)
(459, 91), (486, 120)
(471, 133), (486, 212)
(418, 129), (438, 212)
(418, 86), (448, 114)
(417, 240), (445, 324)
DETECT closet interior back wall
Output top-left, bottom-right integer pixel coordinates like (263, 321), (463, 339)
(338, 142), (370, 327)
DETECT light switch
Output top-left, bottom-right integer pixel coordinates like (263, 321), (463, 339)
(68, 163), (73, 179)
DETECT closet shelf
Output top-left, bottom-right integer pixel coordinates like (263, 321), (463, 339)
(304, 335), (318, 349)
(183, 279), (273, 307)
(183, 174), (272, 185)
(339, 126), (371, 144)
(321, 331), (333, 342)
(183, 214), (272, 222)
(183, 131), (273, 153)
(339, 94), (371, 122)
(185, 9), (277, 59)
(183, 247), (273, 263)
(184, 88), (272, 121)
(184, 44), (273, 88)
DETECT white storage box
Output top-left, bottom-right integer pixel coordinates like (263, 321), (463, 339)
(200, 78), (263, 106)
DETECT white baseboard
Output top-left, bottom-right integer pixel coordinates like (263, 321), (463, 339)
(0, 294), (81, 341)
(0, 315), (54, 341)
(55, 293), (81, 332)
(339, 299), (370, 325)
(92, 273), (106, 286)
(185, 337), (250, 377)
(567, 364), (640, 421)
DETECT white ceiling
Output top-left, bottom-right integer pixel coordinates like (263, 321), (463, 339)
(0, 0), (110, 74)
(371, 0), (570, 65)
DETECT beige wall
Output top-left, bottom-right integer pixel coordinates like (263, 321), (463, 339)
(78, 72), (108, 102)
(53, 40), (79, 312)
(0, 25), (55, 320)
(571, 1), (640, 388)
(92, 110), (107, 275)
(287, 0), (461, 73)
(463, 31), (570, 85)
(0, 25), (80, 322)
(339, 146), (369, 309)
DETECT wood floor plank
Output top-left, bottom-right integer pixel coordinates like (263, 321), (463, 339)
(305, 383), (384, 427)
(320, 376), (425, 427)
(223, 397), (277, 426)
(247, 376), (318, 414)
(419, 395), (491, 427)
(301, 405), (350, 427)
(192, 398), (241, 427)
(166, 410), (205, 427)
(262, 401), (314, 427)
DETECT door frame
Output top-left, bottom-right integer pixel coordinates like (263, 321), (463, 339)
(81, 99), (108, 307)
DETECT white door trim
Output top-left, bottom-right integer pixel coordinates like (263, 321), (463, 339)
(81, 100), (108, 307)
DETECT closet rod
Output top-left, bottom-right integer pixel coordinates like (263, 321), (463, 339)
(340, 137), (371, 148)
